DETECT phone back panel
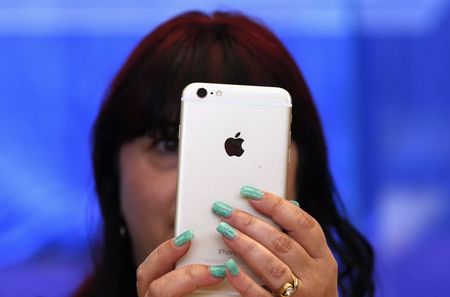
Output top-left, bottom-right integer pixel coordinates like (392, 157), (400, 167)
(175, 83), (291, 295)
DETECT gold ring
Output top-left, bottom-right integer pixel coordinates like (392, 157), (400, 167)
(274, 273), (299, 297)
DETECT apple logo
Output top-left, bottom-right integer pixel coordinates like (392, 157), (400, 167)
(224, 132), (245, 157)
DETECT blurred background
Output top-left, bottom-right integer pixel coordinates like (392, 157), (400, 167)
(1, 0), (449, 296)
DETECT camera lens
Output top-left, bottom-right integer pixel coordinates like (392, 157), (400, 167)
(196, 88), (207, 98)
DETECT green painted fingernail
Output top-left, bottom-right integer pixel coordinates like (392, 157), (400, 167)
(240, 185), (264, 200)
(173, 230), (194, 247)
(212, 201), (234, 218)
(290, 200), (300, 207)
(226, 258), (239, 276)
(216, 222), (237, 239)
(209, 264), (226, 278)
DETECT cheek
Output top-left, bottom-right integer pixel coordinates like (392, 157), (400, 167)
(119, 141), (178, 212)
(120, 164), (158, 215)
(118, 140), (178, 262)
(121, 163), (175, 210)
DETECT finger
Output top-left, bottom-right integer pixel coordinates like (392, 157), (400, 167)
(136, 230), (194, 297)
(212, 201), (312, 274)
(225, 259), (272, 297)
(216, 221), (294, 290)
(241, 186), (328, 258)
(145, 264), (225, 297)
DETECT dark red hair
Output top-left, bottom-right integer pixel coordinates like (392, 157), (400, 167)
(77, 11), (374, 297)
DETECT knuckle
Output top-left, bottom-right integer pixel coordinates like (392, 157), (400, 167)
(243, 240), (257, 254)
(271, 197), (284, 212)
(183, 265), (196, 281)
(242, 280), (257, 296)
(272, 232), (294, 254)
(260, 278), (269, 288)
(242, 214), (256, 228)
(295, 211), (316, 230)
(269, 261), (288, 280)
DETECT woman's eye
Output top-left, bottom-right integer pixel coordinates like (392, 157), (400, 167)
(153, 138), (178, 154)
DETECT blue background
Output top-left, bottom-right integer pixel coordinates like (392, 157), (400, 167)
(1, 1), (449, 296)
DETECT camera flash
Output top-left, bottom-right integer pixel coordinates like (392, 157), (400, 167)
(216, 90), (223, 96)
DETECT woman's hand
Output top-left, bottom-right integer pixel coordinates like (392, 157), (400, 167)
(212, 186), (338, 297)
(136, 231), (225, 297)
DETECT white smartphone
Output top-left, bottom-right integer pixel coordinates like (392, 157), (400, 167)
(175, 82), (292, 296)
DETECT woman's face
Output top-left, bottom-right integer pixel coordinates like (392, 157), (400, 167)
(119, 136), (299, 264)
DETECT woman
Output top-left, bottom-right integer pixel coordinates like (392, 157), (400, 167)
(75, 11), (374, 297)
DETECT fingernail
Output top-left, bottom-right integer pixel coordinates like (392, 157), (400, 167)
(290, 200), (300, 208)
(212, 201), (234, 218)
(216, 222), (237, 239)
(226, 258), (239, 276)
(209, 264), (226, 278)
(173, 230), (195, 247)
(240, 185), (264, 200)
